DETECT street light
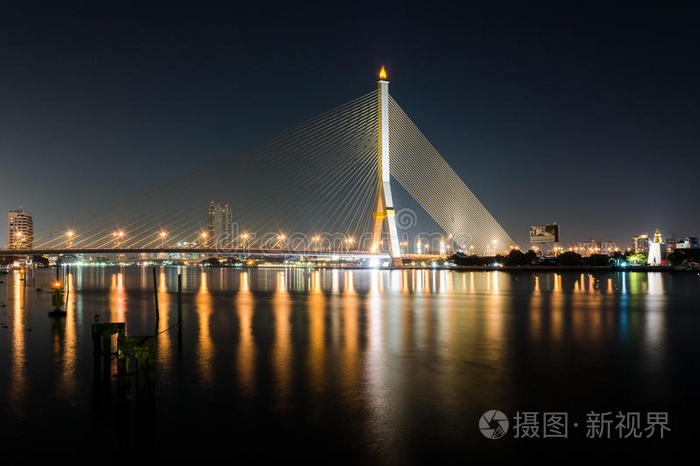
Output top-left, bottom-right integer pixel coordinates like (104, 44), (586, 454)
(113, 230), (124, 248)
(278, 234), (286, 249)
(66, 230), (74, 247)
(160, 231), (167, 249)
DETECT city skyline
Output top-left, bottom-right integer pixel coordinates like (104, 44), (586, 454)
(1, 3), (699, 248)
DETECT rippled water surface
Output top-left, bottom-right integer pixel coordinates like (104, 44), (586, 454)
(0, 267), (698, 463)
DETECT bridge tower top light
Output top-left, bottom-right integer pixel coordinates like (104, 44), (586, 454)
(378, 66), (388, 81)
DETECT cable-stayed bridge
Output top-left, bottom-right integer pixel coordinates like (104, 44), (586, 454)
(2, 68), (516, 264)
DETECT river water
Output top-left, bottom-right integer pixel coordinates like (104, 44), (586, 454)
(0, 267), (698, 463)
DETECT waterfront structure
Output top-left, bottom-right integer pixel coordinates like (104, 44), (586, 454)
(572, 239), (617, 256)
(575, 239), (600, 256)
(370, 66), (402, 266)
(675, 236), (699, 249)
(647, 228), (663, 265)
(207, 201), (232, 248)
(633, 233), (649, 253)
(8, 207), (33, 249)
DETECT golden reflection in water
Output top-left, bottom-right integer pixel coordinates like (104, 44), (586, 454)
(8, 271), (26, 412)
(571, 275), (586, 341)
(422, 269), (431, 293)
(307, 271), (325, 396)
(58, 271), (77, 397)
(550, 274), (564, 341)
(332, 269), (339, 294)
(341, 271), (360, 392)
(419, 275), (434, 351)
(195, 270), (214, 389)
(236, 271), (255, 395)
(483, 273), (505, 364)
(436, 270), (451, 357)
(529, 275), (542, 339)
(157, 268), (171, 371)
(439, 269), (452, 294)
(364, 269), (390, 442)
(413, 269), (422, 294)
(390, 269), (401, 293)
(491, 270), (500, 294)
(273, 271), (292, 401)
(401, 270), (410, 295)
(109, 271), (126, 322)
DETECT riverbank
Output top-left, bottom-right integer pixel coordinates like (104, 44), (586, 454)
(448, 265), (699, 272)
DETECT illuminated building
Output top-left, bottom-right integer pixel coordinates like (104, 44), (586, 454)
(633, 233), (649, 253)
(675, 236), (699, 249)
(8, 207), (33, 249)
(571, 239), (617, 256)
(601, 241), (617, 254)
(207, 201), (232, 248)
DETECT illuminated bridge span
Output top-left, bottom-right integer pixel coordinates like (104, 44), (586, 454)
(2, 68), (515, 263)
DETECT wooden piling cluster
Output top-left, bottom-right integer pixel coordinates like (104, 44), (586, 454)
(92, 322), (156, 399)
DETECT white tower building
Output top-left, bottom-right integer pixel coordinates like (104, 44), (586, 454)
(370, 66), (403, 267)
(647, 228), (663, 266)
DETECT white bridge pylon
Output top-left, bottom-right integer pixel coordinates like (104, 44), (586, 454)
(370, 66), (403, 267)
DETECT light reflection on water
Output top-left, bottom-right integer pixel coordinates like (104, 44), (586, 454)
(0, 267), (695, 462)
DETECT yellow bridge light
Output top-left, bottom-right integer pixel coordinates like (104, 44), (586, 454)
(379, 66), (387, 80)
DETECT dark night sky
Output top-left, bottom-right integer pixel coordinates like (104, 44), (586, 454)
(1, 1), (698, 248)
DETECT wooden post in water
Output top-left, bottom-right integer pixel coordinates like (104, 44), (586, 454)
(177, 271), (183, 348)
(177, 272), (182, 327)
(152, 267), (159, 327)
(64, 265), (70, 312)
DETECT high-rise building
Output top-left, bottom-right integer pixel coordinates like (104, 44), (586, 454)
(207, 201), (232, 248)
(8, 207), (33, 249)
(633, 233), (649, 253)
